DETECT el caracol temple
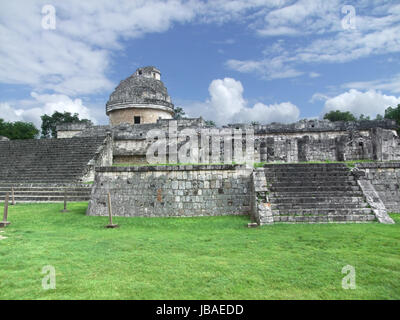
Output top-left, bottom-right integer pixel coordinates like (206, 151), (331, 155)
(1, 66), (400, 225)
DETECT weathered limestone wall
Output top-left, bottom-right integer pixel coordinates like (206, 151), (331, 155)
(255, 129), (396, 163)
(56, 123), (93, 139)
(250, 168), (273, 225)
(87, 165), (252, 217)
(109, 107), (173, 125)
(57, 130), (85, 139)
(60, 118), (400, 164)
(113, 155), (147, 164)
(355, 162), (400, 213)
(81, 134), (114, 182)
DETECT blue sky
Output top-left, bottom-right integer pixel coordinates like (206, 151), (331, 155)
(1, 0), (400, 127)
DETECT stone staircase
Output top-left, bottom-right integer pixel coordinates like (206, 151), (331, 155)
(0, 136), (107, 202)
(264, 163), (376, 223)
(0, 183), (92, 202)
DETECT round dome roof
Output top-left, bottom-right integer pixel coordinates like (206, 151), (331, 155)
(106, 66), (174, 115)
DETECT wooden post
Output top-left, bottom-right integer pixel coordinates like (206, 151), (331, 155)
(0, 192), (11, 227)
(105, 192), (118, 228)
(60, 189), (70, 213)
(11, 187), (15, 206)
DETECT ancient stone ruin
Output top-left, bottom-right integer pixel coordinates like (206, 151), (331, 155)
(1, 66), (400, 224)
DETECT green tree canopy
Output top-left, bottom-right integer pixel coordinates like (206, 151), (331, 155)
(41, 111), (92, 138)
(358, 114), (371, 121)
(205, 120), (216, 126)
(323, 110), (357, 122)
(173, 107), (186, 120)
(384, 104), (400, 132)
(0, 118), (39, 140)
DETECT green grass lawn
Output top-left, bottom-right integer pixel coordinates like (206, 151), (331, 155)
(0, 202), (399, 300)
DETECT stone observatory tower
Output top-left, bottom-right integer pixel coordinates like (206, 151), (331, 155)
(106, 66), (175, 125)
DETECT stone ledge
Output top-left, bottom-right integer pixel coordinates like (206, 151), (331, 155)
(355, 162), (400, 169)
(96, 164), (248, 172)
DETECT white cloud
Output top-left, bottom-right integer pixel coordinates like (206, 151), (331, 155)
(232, 102), (300, 124)
(178, 77), (300, 125)
(226, 57), (303, 80)
(0, 93), (97, 128)
(310, 93), (330, 103)
(2, 0), (400, 95)
(0, 103), (25, 123)
(309, 72), (321, 78)
(0, 0), (198, 96)
(343, 74), (400, 94)
(256, 0), (342, 36)
(208, 78), (246, 122)
(321, 89), (400, 118)
(226, 1), (400, 83)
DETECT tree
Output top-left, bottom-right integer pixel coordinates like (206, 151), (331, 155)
(384, 104), (400, 133)
(205, 120), (216, 126)
(358, 114), (371, 121)
(323, 110), (357, 122)
(173, 107), (186, 120)
(41, 111), (92, 138)
(0, 118), (39, 139)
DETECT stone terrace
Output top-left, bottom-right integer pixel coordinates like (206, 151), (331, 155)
(0, 136), (108, 202)
(264, 163), (376, 223)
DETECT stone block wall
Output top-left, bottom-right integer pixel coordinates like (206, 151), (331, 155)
(81, 134), (113, 182)
(250, 168), (273, 225)
(108, 107), (173, 126)
(56, 123), (92, 138)
(60, 118), (400, 165)
(355, 162), (400, 213)
(87, 164), (252, 217)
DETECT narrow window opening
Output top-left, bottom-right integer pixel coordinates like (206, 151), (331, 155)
(134, 116), (141, 124)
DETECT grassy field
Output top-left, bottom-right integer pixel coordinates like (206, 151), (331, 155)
(0, 202), (399, 300)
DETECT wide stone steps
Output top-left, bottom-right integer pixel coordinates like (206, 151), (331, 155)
(1, 174), (83, 179)
(264, 164), (348, 172)
(0, 184), (90, 193)
(0, 191), (90, 196)
(265, 171), (352, 178)
(0, 184), (92, 202)
(273, 215), (376, 223)
(272, 208), (373, 215)
(269, 196), (364, 203)
(0, 178), (83, 183)
(270, 181), (357, 187)
(270, 191), (364, 198)
(264, 163), (375, 224)
(0, 136), (106, 186)
(269, 186), (361, 193)
(271, 203), (369, 210)
(0, 196), (90, 202)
